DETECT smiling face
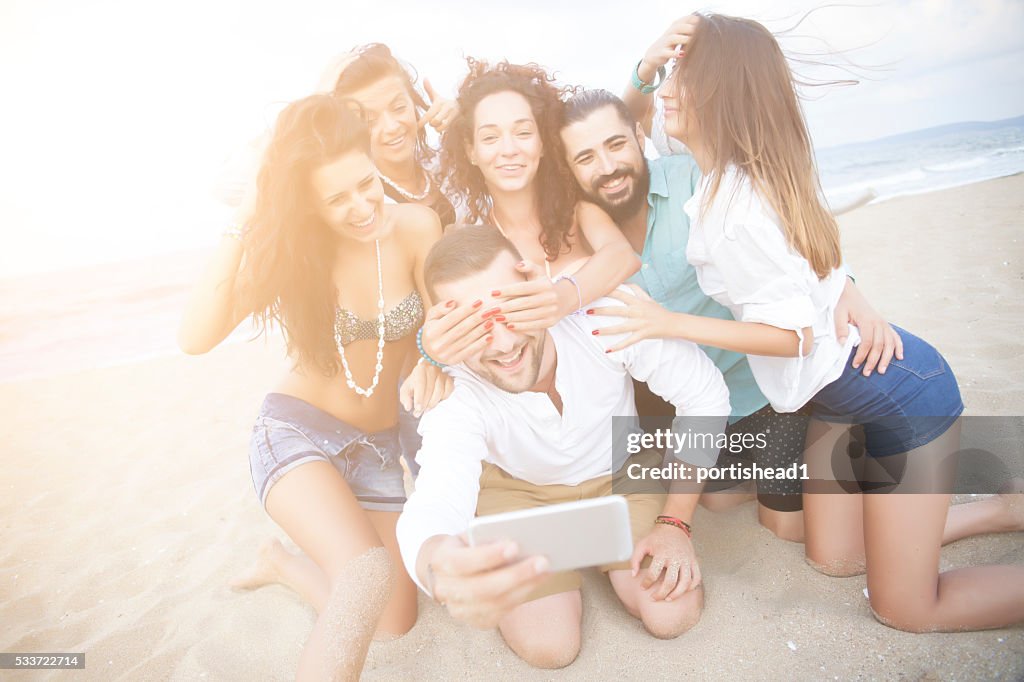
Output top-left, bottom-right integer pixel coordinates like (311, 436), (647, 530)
(309, 150), (387, 243)
(658, 64), (696, 145)
(432, 249), (551, 393)
(560, 104), (649, 223)
(346, 75), (419, 171)
(467, 90), (544, 195)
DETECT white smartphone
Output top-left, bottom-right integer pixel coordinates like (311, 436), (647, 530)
(467, 496), (633, 572)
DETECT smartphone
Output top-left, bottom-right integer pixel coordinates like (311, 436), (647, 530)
(467, 496), (633, 572)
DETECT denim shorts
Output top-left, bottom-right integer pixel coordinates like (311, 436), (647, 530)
(810, 326), (964, 457)
(249, 393), (407, 512)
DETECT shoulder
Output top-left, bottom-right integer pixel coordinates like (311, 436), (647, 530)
(651, 154), (700, 182)
(389, 203), (443, 253)
(704, 169), (773, 225)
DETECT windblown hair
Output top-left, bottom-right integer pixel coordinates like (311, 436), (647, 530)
(238, 94), (370, 375)
(423, 225), (523, 303)
(441, 59), (580, 260)
(332, 43), (436, 167)
(678, 14), (842, 278)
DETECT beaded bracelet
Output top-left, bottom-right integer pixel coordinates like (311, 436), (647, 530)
(554, 274), (584, 316)
(655, 515), (692, 537)
(416, 327), (447, 368)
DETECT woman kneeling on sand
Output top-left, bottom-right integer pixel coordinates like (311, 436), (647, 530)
(179, 94), (447, 679)
(593, 13), (1024, 633)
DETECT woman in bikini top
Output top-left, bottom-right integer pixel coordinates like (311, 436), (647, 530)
(178, 95), (446, 677)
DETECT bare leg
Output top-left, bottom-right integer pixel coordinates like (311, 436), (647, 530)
(263, 461), (406, 681)
(366, 511), (418, 637)
(802, 419), (866, 576)
(758, 505), (805, 543)
(863, 425), (1024, 631)
(497, 591), (582, 669)
(608, 568), (703, 639)
(230, 518), (416, 638)
(942, 478), (1024, 545)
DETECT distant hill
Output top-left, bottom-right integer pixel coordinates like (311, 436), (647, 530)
(825, 114), (1024, 150)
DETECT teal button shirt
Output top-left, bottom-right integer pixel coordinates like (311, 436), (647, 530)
(627, 155), (769, 419)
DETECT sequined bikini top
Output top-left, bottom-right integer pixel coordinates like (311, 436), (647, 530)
(333, 291), (424, 347)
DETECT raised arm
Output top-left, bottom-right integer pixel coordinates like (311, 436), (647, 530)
(177, 205), (253, 355)
(622, 15), (700, 137)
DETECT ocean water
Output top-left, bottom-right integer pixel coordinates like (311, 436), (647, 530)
(817, 117), (1024, 207)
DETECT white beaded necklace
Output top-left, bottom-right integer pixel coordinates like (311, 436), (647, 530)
(379, 169), (431, 201)
(334, 239), (386, 397)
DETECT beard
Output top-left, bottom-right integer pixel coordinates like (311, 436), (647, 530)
(473, 333), (545, 394)
(584, 163), (651, 224)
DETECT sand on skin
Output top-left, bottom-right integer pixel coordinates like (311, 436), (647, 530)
(1, 175), (1022, 680)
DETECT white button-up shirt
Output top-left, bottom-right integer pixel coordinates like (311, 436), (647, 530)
(684, 168), (860, 413)
(396, 295), (731, 591)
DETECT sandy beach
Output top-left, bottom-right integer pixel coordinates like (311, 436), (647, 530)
(2, 175), (1023, 680)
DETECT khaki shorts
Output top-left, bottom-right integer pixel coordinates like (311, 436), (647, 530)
(475, 449), (665, 602)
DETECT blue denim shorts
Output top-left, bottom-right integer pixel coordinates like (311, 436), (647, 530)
(249, 393), (407, 512)
(810, 326), (964, 457)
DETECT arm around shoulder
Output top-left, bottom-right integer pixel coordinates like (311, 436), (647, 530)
(571, 201), (640, 299)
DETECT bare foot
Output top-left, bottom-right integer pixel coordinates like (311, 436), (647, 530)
(229, 538), (289, 591)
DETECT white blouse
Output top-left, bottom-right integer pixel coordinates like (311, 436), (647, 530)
(684, 168), (859, 413)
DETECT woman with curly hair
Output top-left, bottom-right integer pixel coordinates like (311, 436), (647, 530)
(179, 94), (449, 679)
(419, 60), (640, 365)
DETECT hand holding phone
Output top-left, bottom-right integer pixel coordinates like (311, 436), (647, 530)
(468, 496), (634, 573)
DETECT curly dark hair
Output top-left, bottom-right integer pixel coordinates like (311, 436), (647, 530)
(332, 43), (436, 168)
(238, 94), (370, 376)
(441, 59), (581, 260)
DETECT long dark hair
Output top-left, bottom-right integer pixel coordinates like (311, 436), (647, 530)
(238, 94), (371, 375)
(441, 59), (580, 260)
(332, 43), (436, 167)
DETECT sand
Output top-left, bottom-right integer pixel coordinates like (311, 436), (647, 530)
(1, 175), (1022, 680)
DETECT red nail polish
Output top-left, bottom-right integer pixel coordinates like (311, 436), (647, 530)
(446, 300), (456, 308)
(484, 320), (494, 330)
(506, 323), (515, 330)
(592, 330), (600, 336)
(494, 315), (506, 322)
(486, 335), (493, 343)
(472, 300), (482, 308)
(586, 309), (594, 315)
(483, 307), (500, 316)
(491, 290), (501, 296)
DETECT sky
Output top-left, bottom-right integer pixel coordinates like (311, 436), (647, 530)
(1, 0), (1022, 276)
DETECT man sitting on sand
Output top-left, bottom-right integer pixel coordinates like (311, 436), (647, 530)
(395, 227), (731, 669)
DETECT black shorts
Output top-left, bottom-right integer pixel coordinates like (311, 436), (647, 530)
(633, 380), (808, 512)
